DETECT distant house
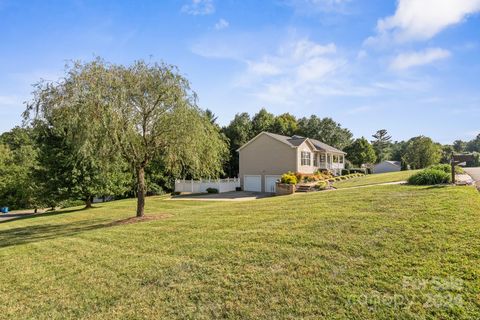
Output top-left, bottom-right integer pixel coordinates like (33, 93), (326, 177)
(237, 132), (346, 193)
(373, 160), (401, 174)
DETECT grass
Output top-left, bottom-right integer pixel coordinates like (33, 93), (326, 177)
(334, 170), (421, 189)
(0, 185), (479, 319)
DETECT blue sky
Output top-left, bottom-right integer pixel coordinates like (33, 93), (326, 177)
(0, 0), (479, 143)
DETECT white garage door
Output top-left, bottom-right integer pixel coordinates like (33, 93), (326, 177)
(265, 175), (281, 193)
(244, 175), (261, 192)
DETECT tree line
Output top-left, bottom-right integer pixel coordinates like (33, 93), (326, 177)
(1, 58), (479, 214)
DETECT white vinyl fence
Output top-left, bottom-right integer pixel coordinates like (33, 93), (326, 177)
(175, 178), (240, 193)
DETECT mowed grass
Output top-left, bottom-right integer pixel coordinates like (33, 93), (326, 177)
(334, 170), (421, 189)
(0, 186), (480, 319)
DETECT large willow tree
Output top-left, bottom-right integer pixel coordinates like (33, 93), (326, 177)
(25, 59), (227, 217)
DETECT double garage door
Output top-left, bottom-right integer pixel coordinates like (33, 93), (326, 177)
(244, 175), (281, 193)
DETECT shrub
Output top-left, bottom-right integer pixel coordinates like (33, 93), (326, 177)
(206, 188), (219, 194)
(408, 169), (451, 185)
(341, 169), (350, 176)
(350, 168), (366, 174)
(428, 164), (465, 174)
(428, 164), (451, 173)
(315, 181), (328, 190)
(281, 172), (298, 185)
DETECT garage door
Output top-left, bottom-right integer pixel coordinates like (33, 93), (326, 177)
(244, 175), (261, 192)
(265, 175), (281, 193)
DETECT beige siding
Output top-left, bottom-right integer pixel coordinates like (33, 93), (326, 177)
(239, 134), (296, 191)
(296, 141), (317, 174)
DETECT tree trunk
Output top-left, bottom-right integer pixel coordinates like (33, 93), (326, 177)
(34, 208), (38, 214)
(85, 196), (93, 209)
(136, 165), (146, 217)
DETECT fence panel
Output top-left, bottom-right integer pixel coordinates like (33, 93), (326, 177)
(175, 178), (240, 193)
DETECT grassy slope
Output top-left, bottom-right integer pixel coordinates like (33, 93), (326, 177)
(0, 186), (479, 319)
(334, 170), (420, 189)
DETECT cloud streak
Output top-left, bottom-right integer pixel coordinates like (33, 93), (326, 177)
(390, 48), (451, 71)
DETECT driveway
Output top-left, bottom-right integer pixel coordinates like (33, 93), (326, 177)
(170, 191), (273, 201)
(464, 167), (480, 188)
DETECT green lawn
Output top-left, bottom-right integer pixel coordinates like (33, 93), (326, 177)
(334, 170), (420, 189)
(1, 185), (479, 319)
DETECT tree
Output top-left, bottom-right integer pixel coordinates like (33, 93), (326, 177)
(344, 137), (376, 167)
(453, 140), (466, 153)
(371, 129), (392, 163)
(440, 144), (454, 164)
(100, 60), (227, 217)
(222, 113), (253, 177)
(271, 113), (297, 136)
(390, 141), (408, 161)
(26, 59), (227, 217)
(466, 134), (480, 152)
(251, 108), (275, 136)
(297, 116), (352, 149)
(32, 122), (131, 209)
(0, 128), (41, 210)
(24, 62), (132, 209)
(402, 136), (442, 169)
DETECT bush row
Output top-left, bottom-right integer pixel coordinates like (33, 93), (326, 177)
(280, 171), (365, 187)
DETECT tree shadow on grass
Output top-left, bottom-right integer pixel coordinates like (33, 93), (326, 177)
(0, 219), (113, 249)
(0, 212), (172, 249)
(0, 207), (100, 225)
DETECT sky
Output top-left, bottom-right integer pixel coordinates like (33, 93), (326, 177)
(0, 0), (479, 143)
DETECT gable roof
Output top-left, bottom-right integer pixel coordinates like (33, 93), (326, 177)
(237, 132), (346, 154)
(376, 160), (401, 167)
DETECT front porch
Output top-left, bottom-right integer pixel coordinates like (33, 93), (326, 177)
(313, 152), (345, 175)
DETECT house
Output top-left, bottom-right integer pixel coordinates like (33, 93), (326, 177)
(238, 132), (346, 193)
(373, 160), (401, 174)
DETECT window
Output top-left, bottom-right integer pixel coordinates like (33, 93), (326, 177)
(301, 151), (311, 166)
(333, 155), (338, 163)
(339, 155), (344, 164)
(320, 154), (326, 163)
(313, 154), (318, 167)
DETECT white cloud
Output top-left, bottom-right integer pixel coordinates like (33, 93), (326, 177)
(192, 34), (381, 104)
(214, 18), (229, 30)
(181, 0), (214, 15)
(390, 48), (451, 70)
(367, 0), (480, 44)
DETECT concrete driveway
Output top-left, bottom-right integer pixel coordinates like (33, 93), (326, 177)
(170, 191), (273, 201)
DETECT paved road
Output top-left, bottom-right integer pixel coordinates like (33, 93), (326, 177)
(464, 167), (480, 181)
(463, 167), (480, 189)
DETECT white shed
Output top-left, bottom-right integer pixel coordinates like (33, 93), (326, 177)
(373, 161), (401, 174)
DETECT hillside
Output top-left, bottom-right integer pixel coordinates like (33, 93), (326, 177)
(1, 185), (479, 319)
